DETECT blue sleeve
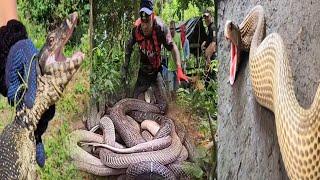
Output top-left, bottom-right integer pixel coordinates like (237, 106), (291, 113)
(6, 49), (24, 106)
(5, 39), (38, 108)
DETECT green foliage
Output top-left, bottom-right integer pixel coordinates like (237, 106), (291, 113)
(18, 0), (90, 26)
(183, 161), (204, 179)
(93, 0), (139, 41)
(158, 0), (213, 23)
(57, 94), (79, 114)
(160, 0), (180, 22)
(0, 96), (8, 111)
(18, 0), (89, 44)
(183, 2), (202, 21)
(183, 146), (216, 179)
(18, 14), (46, 49)
(38, 121), (81, 179)
(175, 0), (215, 12)
(75, 82), (87, 94)
(179, 145), (217, 180)
(90, 1), (142, 102)
(176, 74), (218, 117)
(78, 33), (91, 69)
(160, 0), (201, 23)
(90, 43), (123, 100)
(176, 59), (218, 179)
(0, 97), (12, 130)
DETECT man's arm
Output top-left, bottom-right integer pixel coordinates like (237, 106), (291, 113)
(171, 43), (182, 68)
(171, 42), (189, 82)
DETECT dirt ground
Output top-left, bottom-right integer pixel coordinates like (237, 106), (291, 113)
(166, 102), (207, 142)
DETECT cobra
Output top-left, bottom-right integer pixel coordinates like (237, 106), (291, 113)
(225, 5), (320, 180)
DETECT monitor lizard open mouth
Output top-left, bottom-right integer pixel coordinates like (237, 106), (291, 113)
(39, 12), (85, 70)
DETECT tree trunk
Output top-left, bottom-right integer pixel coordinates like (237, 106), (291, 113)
(217, 0), (320, 179)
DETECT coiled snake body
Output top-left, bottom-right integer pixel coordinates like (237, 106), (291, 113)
(225, 5), (320, 180)
(68, 99), (195, 179)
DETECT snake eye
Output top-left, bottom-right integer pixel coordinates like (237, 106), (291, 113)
(48, 36), (55, 46)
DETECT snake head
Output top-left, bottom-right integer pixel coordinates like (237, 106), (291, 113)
(224, 20), (241, 85)
(38, 12), (85, 75)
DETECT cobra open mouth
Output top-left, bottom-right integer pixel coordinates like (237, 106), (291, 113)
(229, 40), (238, 85)
(47, 12), (85, 65)
(225, 21), (239, 85)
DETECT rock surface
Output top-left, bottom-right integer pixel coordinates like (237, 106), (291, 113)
(217, 0), (320, 179)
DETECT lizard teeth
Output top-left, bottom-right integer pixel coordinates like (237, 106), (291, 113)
(66, 19), (73, 29)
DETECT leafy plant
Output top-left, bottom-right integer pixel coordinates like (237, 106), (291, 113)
(18, 0), (90, 54)
(175, 59), (218, 179)
(57, 94), (79, 114)
(75, 82), (87, 94)
(38, 121), (81, 179)
(160, 0), (202, 23)
(0, 96), (8, 111)
(183, 145), (216, 179)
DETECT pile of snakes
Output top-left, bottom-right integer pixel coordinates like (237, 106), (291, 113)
(67, 98), (196, 179)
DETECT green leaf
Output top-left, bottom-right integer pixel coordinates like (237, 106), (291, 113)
(182, 162), (204, 179)
(84, 4), (90, 10)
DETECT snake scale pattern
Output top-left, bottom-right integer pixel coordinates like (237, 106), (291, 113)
(225, 5), (320, 180)
(68, 98), (196, 179)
